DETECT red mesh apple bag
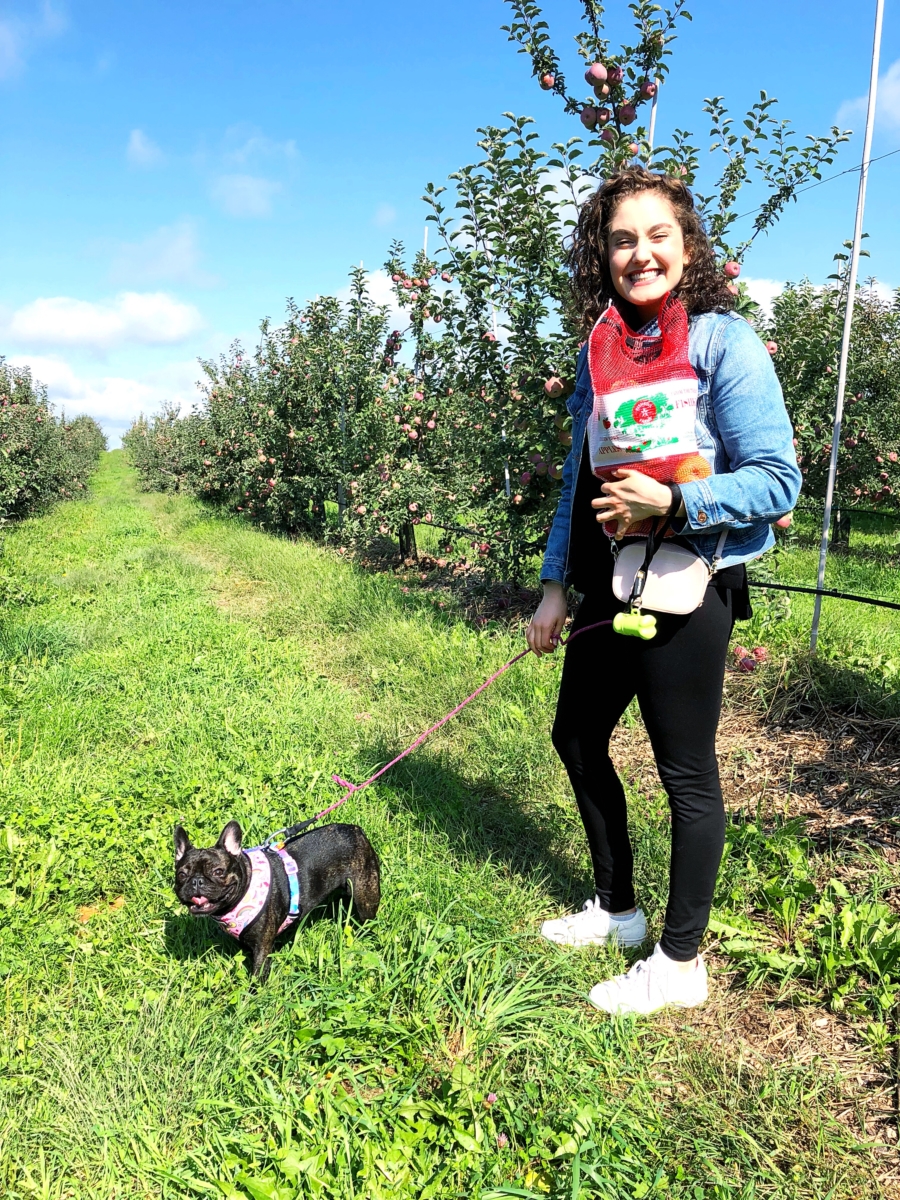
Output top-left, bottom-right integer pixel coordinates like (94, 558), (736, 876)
(587, 293), (712, 536)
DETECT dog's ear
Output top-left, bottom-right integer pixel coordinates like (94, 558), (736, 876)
(216, 821), (243, 856)
(174, 825), (192, 863)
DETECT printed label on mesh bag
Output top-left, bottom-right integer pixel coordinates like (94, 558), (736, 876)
(587, 376), (701, 473)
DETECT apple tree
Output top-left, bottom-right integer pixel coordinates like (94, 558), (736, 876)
(762, 263), (900, 514)
(502, 0), (850, 266)
(0, 359), (106, 517)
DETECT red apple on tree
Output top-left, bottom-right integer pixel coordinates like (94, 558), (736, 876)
(724, 261), (741, 278)
(540, 73), (555, 90)
(618, 104), (637, 126)
(607, 65), (624, 85)
(585, 63), (608, 85)
(580, 106), (598, 130)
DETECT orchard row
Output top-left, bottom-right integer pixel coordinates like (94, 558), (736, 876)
(0, 360), (107, 523)
(122, 256), (900, 580)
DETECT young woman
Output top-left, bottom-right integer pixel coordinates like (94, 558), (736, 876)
(526, 166), (800, 1016)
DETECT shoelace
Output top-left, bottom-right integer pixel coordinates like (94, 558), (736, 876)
(562, 897), (602, 925)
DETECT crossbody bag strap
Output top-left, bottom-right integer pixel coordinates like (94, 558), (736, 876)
(710, 528), (729, 573)
(628, 486), (682, 607)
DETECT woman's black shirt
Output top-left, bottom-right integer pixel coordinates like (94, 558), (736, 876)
(566, 439), (751, 619)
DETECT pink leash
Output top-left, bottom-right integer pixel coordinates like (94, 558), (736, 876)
(310, 618), (613, 821)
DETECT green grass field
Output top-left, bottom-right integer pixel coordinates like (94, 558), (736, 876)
(1, 453), (897, 1199)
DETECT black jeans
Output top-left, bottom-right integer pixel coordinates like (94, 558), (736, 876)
(551, 586), (735, 961)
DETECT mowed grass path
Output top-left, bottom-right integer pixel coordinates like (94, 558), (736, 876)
(0, 454), (879, 1199)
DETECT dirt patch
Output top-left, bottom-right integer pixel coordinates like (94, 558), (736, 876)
(610, 670), (900, 848)
(675, 982), (900, 1196)
(613, 681), (900, 1187)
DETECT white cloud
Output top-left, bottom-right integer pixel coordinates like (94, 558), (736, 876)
(210, 173), (280, 218)
(335, 269), (405, 329)
(742, 275), (896, 319)
(863, 278), (898, 304)
(743, 277), (784, 320)
(4, 292), (205, 353)
(222, 124), (297, 166)
(373, 203), (397, 228)
(836, 58), (900, 132)
(0, 2), (66, 81)
(38, 2), (66, 37)
(126, 128), (163, 168)
(7, 355), (205, 446)
(0, 20), (23, 78)
(109, 220), (218, 287)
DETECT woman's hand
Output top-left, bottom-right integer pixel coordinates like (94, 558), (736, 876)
(526, 581), (569, 657)
(592, 469), (682, 539)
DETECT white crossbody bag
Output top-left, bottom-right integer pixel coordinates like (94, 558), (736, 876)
(611, 495), (729, 616)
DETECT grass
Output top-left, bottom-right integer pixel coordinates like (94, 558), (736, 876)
(742, 506), (900, 718)
(0, 452), (896, 1198)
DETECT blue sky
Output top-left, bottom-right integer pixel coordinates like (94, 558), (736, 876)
(2, 0), (899, 444)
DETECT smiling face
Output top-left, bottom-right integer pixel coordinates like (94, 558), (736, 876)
(607, 190), (690, 320)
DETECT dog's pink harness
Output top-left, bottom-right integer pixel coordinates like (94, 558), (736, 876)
(213, 847), (301, 939)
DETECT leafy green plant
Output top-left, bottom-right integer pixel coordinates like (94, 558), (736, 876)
(501, 0), (849, 262)
(761, 260), (900, 512)
(0, 359), (106, 518)
(714, 816), (900, 1016)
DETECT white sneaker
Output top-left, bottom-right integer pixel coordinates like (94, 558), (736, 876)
(540, 897), (647, 948)
(588, 942), (708, 1015)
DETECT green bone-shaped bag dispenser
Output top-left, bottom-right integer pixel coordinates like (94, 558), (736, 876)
(612, 493), (729, 639)
(613, 490), (678, 641)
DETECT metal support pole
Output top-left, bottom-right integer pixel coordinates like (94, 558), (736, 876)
(490, 305), (511, 497)
(810, 0), (884, 653)
(647, 79), (659, 158)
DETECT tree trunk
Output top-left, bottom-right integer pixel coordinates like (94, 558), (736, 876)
(313, 492), (327, 536)
(337, 482), (346, 527)
(398, 520), (418, 563)
(831, 506), (851, 550)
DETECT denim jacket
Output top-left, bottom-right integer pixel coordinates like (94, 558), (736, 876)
(541, 310), (802, 587)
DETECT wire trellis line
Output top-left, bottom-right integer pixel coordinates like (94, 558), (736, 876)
(749, 581), (900, 612)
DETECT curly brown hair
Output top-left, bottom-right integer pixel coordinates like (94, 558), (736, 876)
(567, 166), (734, 335)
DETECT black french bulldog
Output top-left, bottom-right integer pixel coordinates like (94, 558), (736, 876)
(173, 820), (380, 981)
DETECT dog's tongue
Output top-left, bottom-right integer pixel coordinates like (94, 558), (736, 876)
(192, 895), (209, 907)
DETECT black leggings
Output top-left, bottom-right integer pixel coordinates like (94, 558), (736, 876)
(551, 587), (735, 960)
